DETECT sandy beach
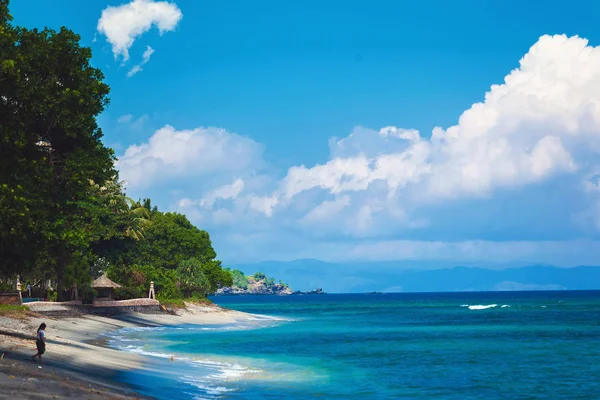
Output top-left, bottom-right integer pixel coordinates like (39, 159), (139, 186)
(0, 303), (257, 400)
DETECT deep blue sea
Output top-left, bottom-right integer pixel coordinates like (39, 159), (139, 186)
(107, 292), (600, 399)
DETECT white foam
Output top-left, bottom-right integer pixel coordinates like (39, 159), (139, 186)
(103, 318), (280, 398)
(245, 315), (295, 322)
(501, 305), (510, 308)
(182, 376), (233, 395)
(462, 304), (498, 310)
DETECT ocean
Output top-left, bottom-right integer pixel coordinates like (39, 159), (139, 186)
(106, 291), (600, 399)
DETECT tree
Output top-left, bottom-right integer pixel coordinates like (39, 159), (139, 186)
(176, 258), (210, 297)
(127, 212), (217, 270)
(201, 260), (233, 294)
(253, 272), (266, 280)
(226, 269), (249, 290)
(0, 0), (116, 298)
(0, 1), (227, 303)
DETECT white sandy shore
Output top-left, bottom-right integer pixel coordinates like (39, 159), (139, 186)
(0, 303), (259, 399)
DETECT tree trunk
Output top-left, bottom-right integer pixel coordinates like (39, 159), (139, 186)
(55, 252), (70, 302)
(55, 265), (64, 302)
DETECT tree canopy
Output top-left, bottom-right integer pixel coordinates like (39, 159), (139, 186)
(0, 0), (231, 302)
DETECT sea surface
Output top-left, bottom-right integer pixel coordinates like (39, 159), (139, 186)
(106, 291), (600, 399)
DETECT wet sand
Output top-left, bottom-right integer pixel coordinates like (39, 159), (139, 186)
(0, 303), (258, 400)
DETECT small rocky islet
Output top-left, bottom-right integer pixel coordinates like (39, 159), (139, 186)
(216, 271), (325, 295)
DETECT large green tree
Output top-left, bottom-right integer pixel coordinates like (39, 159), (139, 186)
(128, 212), (217, 269)
(0, 0), (116, 297)
(118, 211), (232, 295)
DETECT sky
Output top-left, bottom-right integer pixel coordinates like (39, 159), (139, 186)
(10, 0), (600, 267)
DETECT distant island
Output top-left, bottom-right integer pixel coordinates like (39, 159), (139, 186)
(216, 270), (325, 295)
(230, 260), (600, 293)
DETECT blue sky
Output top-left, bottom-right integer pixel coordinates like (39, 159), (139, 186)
(11, 0), (600, 266)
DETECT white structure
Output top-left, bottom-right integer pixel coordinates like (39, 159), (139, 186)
(148, 281), (155, 300)
(16, 276), (22, 301)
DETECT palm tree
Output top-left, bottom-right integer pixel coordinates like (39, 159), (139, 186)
(89, 178), (151, 240)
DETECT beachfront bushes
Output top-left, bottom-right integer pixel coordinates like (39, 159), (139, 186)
(107, 264), (179, 300)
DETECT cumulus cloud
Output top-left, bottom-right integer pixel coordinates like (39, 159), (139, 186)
(200, 179), (245, 209)
(119, 34), (600, 264)
(222, 34), (600, 233)
(117, 125), (262, 189)
(97, 0), (182, 61)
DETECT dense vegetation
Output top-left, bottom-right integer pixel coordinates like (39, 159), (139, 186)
(224, 269), (289, 291)
(0, 0), (232, 303)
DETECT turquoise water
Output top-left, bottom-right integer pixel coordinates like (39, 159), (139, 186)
(108, 292), (600, 399)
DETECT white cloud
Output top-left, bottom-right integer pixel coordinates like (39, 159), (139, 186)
(117, 125), (262, 189)
(126, 65), (142, 77)
(128, 34), (600, 265)
(127, 45), (155, 77)
(200, 179), (245, 209)
(247, 194), (279, 217)
(300, 195), (351, 225)
(141, 45), (155, 63)
(246, 34), (600, 230)
(97, 0), (182, 61)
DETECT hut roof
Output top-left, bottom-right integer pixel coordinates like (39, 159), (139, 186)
(91, 274), (122, 289)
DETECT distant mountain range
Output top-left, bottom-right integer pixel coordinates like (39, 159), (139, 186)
(230, 259), (600, 293)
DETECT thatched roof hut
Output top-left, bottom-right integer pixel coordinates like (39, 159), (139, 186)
(92, 274), (122, 288)
(92, 274), (121, 301)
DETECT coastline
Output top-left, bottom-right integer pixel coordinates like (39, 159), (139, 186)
(0, 303), (260, 400)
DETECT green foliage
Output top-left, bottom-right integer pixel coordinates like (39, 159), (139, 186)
(78, 284), (95, 304)
(264, 277), (275, 289)
(156, 295), (186, 309)
(177, 258), (210, 297)
(0, 1), (225, 306)
(251, 272), (277, 288)
(113, 286), (144, 301)
(0, 304), (28, 318)
(201, 260), (233, 294)
(253, 272), (266, 280)
(47, 290), (57, 302)
(0, 3), (115, 298)
(125, 212), (217, 270)
(223, 270), (289, 291)
(227, 269), (249, 290)
(107, 263), (180, 300)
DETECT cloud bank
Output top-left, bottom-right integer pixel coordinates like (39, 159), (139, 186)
(116, 34), (600, 263)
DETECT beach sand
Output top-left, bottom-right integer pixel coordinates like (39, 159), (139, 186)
(0, 303), (256, 399)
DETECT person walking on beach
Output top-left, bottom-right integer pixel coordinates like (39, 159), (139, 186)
(31, 323), (46, 365)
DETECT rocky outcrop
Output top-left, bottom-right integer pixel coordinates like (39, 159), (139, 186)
(216, 276), (293, 296)
(291, 288), (325, 295)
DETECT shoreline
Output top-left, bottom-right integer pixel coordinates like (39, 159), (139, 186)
(0, 303), (262, 400)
